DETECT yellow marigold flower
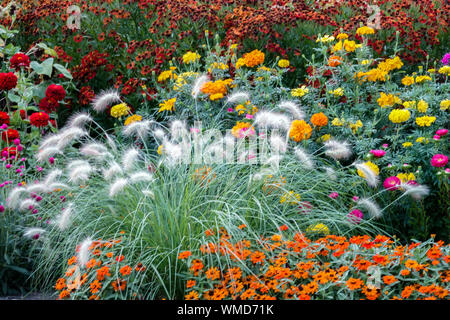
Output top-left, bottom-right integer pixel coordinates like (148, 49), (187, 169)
(377, 92), (400, 108)
(397, 173), (416, 183)
(182, 51), (200, 64)
(158, 98), (176, 112)
(357, 26), (375, 35)
(210, 93), (224, 101)
(257, 66), (270, 72)
(208, 62), (229, 73)
(416, 137), (429, 144)
(403, 101), (416, 109)
(415, 116), (436, 127)
(343, 40), (356, 52)
(329, 88), (344, 96)
(201, 79), (232, 99)
(427, 68), (435, 73)
(415, 75), (432, 83)
(173, 71), (199, 90)
(401, 75), (415, 86)
(402, 142), (413, 148)
(332, 41), (343, 52)
(378, 56), (403, 72)
(348, 120), (363, 134)
(357, 161), (379, 178)
(291, 85), (309, 97)
(124, 114), (142, 126)
(332, 117), (345, 126)
(289, 120), (312, 142)
(280, 190), (301, 204)
(230, 43), (238, 51)
(310, 112), (328, 127)
(389, 109), (410, 124)
(110, 103), (130, 118)
(319, 134), (331, 142)
(336, 33), (348, 40)
(357, 68), (389, 82)
(157, 145), (164, 155)
(158, 69), (177, 82)
(278, 59), (290, 68)
(440, 99), (450, 111)
(417, 100), (428, 113)
(235, 58), (246, 69)
(242, 49), (265, 67)
(438, 66), (450, 76)
(306, 223), (329, 235)
(316, 35), (335, 43)
(361, 59), (372, 65)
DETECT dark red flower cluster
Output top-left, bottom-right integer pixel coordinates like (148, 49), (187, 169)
(0, 72), (18, 91)
(29, 112), (49, 128)
(72, 50), (109, 83)
(10, 53), (31, 70)
(1, 146), (18, 160)
(79, 85), (95, 105)
(0, 111), (10, 126)
(45, 84), (66, 101)
(1, 128), (19, 143)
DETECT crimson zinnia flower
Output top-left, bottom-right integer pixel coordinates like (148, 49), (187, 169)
(0, 111), (10, 125)
(0, 72), (18, 91)
(39, 96), (59, 113)
(10, 53), (30, 70)
(29, 112), (49, 128)
(45, 84), (66, 101)
(431, 154), (448, 167)
(1, 128), (19, 143)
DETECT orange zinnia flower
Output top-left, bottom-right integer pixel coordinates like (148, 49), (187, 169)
(120, 265), (132, 276)
(178, 251), (192, 260)
(346, 277), (364, 290)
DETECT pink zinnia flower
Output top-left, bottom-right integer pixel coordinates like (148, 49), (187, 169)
(431, 154), (448, 167)
(433, 135), (440, 141)
(348, 209), (363, 224)
(436, 129), (448, 136)
(382, 144), (389, 149)
(370, 149), (386, 158)
(227, 108), (233, 112)
(329, 192), (339, 199)
(245, 114), (254, 119)
(352, 196), (359, 202)
(383, 176), (401, 190)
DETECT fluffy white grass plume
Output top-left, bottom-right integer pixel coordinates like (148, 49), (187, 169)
(142, 189), (155, 199)
(44, 169), (62, 185)
(324, 139), (352, 160)
(130, 171), (154, 183)
(103, 162), (123, 180)
(19, 199), (39, 212)
(357, 198), (382, 219)
(80, 143), (108, 158)
(191, 74), (209, 99)
(123, 120), (152, 140)
(24, 228), (45, 239)
(40, 134), (61, 150)
(7, 187), (28, 209)
(67, 112), (93, 128)
(153, 128), (166, 141)
(278, 101), (304, 120)
(92, 89), (121, 113)
(68, 164), (93, 184)
(270, 134), (287, 154)
(294, 147), (314, 169)
(401, 183), (430, 200)
(56, 127), (87, 150)
(354, 162), (379, 187)
(170, 120), (189, 141)
(324, 167), (337, 181)
(254, 111), (292, 131)
(26, 183), (48, 194)
(56, 203), (74, 231)
(67, 160), (90, 170)
(122, 148), (140, 171)
(36, 147), (62, 163)
(162, 140), (183, 164)
(47, 182), (70, 191)
(77, 237), (93, 267)
(251, 168), (274, 182)
(105, 134), (117, 152)
(226, 91), (250, 104)
(264, 155), (282, 172)
(109, 178), (128, 197)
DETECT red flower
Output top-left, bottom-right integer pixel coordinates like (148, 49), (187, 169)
(0, 111), (10, 125)
(10, 53), (30, 70)
(1, 129), (19, 143)
(74, 34), (83, 43)
(1, 146), (18, 159)
(29, 112), (49, 128)
(45, 84), (66, 101)
(0, 72), (18, 91)
(39, 97), (59, 113)
(79, 86), (95, 106)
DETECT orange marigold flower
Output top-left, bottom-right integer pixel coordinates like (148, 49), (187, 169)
(289, 120), (312, 142)
(346, 277), (364, 290)
(328, 55), (342, 67)
(120, 265), (132, 276)
(242, 50), (265, 67)
(178, 251), (192, 260)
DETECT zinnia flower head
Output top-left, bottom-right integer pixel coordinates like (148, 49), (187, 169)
(431, 154), (448, 167)
(10, 53), (30, 70)
(370, 149), (386, 158)
(383, 176), (401, 190)
(436, 129), (448, 136)
(29, 112), (49, 128)
(348, 209), (363, 224)
(0, 72), (17, 91)
(45, 84), (66, 101)
(442, 53), (450, 65)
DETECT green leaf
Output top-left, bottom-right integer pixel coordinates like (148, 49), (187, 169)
(7, 91), (20, 103)
(30, 58), (54, 76)
(53, 63), (73, 80)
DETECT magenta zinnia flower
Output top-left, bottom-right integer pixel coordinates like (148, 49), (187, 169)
(431, 154), (448, 167)
(348, 209), (363, 224)
(383, 176), (401, 190)
(436, 129), (448, 137)
(442, 53), (450, 65)
(370, 149), (386, 158)
(328, 192), (339, 199)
